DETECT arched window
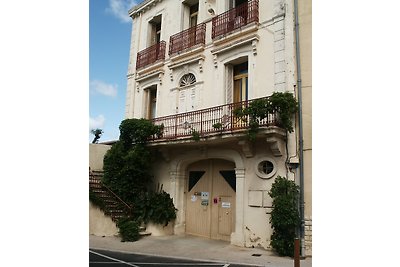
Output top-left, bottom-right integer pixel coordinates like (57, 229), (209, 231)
(179, 73), (196, 87)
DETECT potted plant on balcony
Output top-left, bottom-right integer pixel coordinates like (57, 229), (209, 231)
(233, 92), (297, 140)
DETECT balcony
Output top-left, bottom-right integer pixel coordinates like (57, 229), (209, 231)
(169, 23), (206, 56)
(151, 97), (277, 142)
(136, 41), (166, 70)
(212, 0), (259, 40)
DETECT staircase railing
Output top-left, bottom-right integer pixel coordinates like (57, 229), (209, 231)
(89, 170), (133, 217)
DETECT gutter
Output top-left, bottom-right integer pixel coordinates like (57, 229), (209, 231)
(293, 0), (305, 257)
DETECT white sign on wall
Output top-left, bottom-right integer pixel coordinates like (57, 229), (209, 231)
(221, 202), (231, 208)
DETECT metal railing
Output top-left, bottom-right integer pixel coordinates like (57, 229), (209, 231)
(89, 170), (133, 217)
(151, 96), (277, 141)
(169, 23), (206, 56)
(136, 41), (166, 70)
(212, 0), (259, 39)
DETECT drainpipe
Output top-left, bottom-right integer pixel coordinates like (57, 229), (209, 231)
(293, 0), (305, 257)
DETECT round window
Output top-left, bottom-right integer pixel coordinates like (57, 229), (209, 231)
(255, 158), (276, 179)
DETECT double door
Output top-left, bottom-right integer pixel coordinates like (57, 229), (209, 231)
(185, 159), (236, 241)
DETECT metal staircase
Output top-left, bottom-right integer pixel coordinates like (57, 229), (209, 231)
(89, 170), (132, 222)
(89, 169), (151, 237)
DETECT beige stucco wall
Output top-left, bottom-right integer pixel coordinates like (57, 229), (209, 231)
(89, 144), (116, 237)
(147, 137), (291, 250)
(89, 202), (119, 236)
(146, 222), (174, 236)
(89, 143), (111, 171)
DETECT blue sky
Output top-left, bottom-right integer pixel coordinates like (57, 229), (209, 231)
(90, 0), (143, 142)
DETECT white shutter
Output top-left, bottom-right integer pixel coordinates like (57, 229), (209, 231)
(179, 90), (186, 113)
(226, 66), (233, 103)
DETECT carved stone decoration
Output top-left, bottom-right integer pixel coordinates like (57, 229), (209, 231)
(136, 82), (140, 92)
(266, 136), (284, 157)
(198, 58), (204, 72)
(169, 68), (173, 81)
(213, 54), (218, 68)
(273, 0), (286, 17)
(183, 64), (189, 74)
(238, 140), (254, 158)
(252, 39), (258, 55)
(158, 72), (164, 85)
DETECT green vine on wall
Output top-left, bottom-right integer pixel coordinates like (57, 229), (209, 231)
(99, 118), (176, 242)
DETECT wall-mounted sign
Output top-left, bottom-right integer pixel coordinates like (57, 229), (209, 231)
(201, 192), (209, 200)
(221, 202), (231, 208)
(201, 200), (209, 206)
(191, 195), (197, 202)
(213, 197), (218, 204)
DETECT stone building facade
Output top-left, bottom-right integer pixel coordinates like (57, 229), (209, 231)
(123, 0), (311, 256)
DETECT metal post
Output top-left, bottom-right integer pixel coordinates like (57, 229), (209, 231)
(294, 238), (300, 267)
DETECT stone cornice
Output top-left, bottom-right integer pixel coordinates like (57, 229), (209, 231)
(128, 0), (164, 19)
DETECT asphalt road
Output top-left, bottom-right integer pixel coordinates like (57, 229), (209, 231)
(89, 249), (263, 267)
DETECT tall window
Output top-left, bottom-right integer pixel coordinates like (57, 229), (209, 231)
(233, 62), (248, 102)
(189, 3), (199, 27)
(229, 0), (247, 9)
(182, 0), (199, 29)
(149, 15), (162, 46)
(178, 73), (197, 113)
(146, 86), (157, 119)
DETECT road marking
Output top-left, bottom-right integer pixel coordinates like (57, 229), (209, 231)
(115, 264), (224, 266)
(222, 264), (230, 267)
(90, 250), (140, 267)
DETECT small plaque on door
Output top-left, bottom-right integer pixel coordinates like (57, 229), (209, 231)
(221, 202), (231, 208)
(201, 200), (209, 206)
(201, 192), (209, 200)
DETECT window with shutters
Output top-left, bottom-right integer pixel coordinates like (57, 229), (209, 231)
(148, 15), (162, 46)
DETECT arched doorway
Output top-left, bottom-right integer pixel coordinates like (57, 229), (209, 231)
(185, 159), (236, 241)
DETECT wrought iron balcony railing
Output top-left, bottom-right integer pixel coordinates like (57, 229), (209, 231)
(169, 23), (206, 56)
(136, 41), (166, 70)
(151, 97), (277, 141)
(212, 0), (259, 39)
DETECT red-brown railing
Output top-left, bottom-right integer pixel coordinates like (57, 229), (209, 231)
(89, 170), (133, 219)
(136, 41), (166, 70)
(212, 0), (259, 39)
(151, 97), (277, 141)
(169, 23), (206, 56)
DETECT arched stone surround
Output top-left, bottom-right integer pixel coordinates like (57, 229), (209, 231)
(169, 148), (246, 246)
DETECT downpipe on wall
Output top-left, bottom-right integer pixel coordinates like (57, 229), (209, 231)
(293, 0), (305, 257)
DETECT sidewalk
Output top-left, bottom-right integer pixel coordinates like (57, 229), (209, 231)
(89, 234), (312, 267)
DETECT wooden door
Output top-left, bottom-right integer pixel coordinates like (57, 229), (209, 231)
(185, 161), (210, 238)
(218, 196), (233, 236)
(210, 160), (236, 241)
(186, 159), (236, 241)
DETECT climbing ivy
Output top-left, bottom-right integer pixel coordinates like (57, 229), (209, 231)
(101, 118), (176, 241)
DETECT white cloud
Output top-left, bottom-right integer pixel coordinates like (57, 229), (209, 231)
(106, 0), (138, 23)
(89, 115), (105, 130)
(90, 80), (118, 97)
